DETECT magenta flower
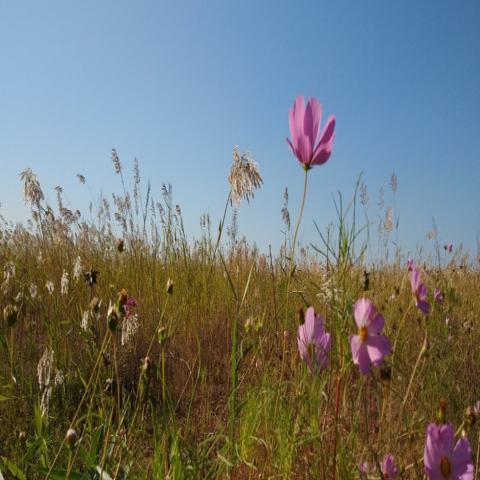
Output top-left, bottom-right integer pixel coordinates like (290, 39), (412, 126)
(349, 299), (391, 374)
(286, 95), (335, 170)
(382, 454), (399, 479)
(297, 306), (331, 371)
(424, 423), (473, 480)
(434, 288), (444, 305)
(123, 297), (138, 316)
(410, 268), (430, 315)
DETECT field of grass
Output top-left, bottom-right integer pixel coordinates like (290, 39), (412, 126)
(1, 150), (479, 479)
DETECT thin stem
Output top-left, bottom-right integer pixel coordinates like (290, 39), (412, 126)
(285, 168), (309, 324)
(45, 331), (111, 479)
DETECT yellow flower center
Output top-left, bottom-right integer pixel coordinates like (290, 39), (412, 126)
(358, 326), (368, 342)
(119, 289), (128, 305)
(440, 455), (451, 477)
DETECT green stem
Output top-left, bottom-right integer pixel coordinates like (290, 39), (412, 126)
(285, 168), (309, 324)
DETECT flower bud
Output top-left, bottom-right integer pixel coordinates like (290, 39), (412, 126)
(116, 238), (125, 253)
(283, 330), (290, 343)
(66, 428), (77, 448)
(104, 378), (116, 396)
(466, 405), (476, 427)
(158, 326), (167, 346)
(4, 304), (18, 326)
(107, 303), (119, 332)
(18, 431), (27, 442)
(118, 289), (128, 307)
(141, 356), (153, 375)
(437, 398), (447, 424)
(166, 278), (174, 295)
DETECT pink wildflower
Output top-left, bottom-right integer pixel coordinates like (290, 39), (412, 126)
(297, 306), (331, 372)
(349, 299), (391, 374)
(410, 268), (430, 315)
(382, 453), (399, 479)
(286, 95), (335, 170)
(424, 423), (473, 479)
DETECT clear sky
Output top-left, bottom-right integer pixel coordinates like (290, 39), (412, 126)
(1, 1), (479, 259)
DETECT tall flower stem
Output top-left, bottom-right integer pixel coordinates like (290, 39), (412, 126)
(285, 168), (309, 325)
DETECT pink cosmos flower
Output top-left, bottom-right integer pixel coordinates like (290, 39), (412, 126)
(349, 299), (391, 374)
(297, 306), (331, 372)
(434, 288), (444, 305)
(424, 423), (473, 480)
(382, 454), (399, 479)
(410, 268), (430, 315)
(358, 462), (369, 476)
(123, 297), (138, 316)
(286, 95), (335, 170)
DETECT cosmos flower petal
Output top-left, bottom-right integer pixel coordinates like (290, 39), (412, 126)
(368, 313), (384, 334)
(304, 97), (322, 147)
(452, 437), (473, 478)
(366, 335), (390, 365)
(317, 114), (336, 146)
(311, 140), (333, 166)
(353, 298), (376, 328)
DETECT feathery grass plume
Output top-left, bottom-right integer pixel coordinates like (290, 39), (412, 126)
(384, 207), (393, 232)
(45, 280), (54, 295)
(29, 282), (38, 300)
(76, 173), (86, 184)
(389, 171), (398, 194)
(377, 186), (385, 210)
(73, 256), (83, 280)
(37, 348), (55, 419)
(121, 313), (139, 346)
(111, 148), (122, 174)
(3, 261), (15, 282)
(281, 187), (290, 230)
(359, 181), (369, 206)
(60, 270), (69, 295)
(228, 145), (263, 206)
(19, 168), (44, 207)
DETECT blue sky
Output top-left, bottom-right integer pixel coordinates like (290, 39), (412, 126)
(1, 0), (479, 259)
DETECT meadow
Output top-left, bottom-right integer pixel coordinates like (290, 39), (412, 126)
(1, 98), (479, 479)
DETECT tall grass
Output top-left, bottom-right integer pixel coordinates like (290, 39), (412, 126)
(0, 151), (479, 479)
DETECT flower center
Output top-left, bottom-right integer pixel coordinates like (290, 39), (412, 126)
(440, 455), (451, 477)
(358, 326), (368, 342)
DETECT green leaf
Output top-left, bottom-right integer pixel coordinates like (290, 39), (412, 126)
(0, 457), (26, 480)
(36, 467), (86, 480)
